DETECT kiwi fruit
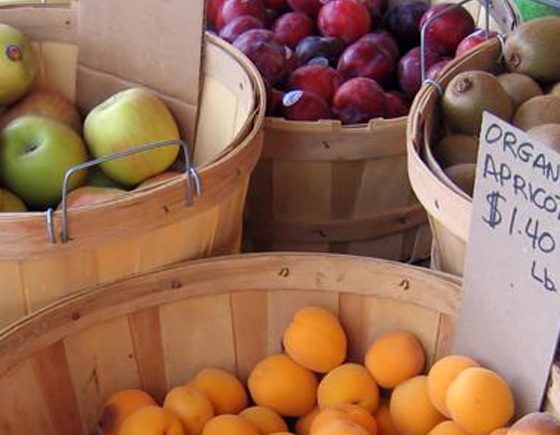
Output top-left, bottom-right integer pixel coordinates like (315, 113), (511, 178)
(434, 134), (479, 168)
(513, 95), (560, 130)
(504, 17), (560, 83)
(444, 163), (476, 197)
(527, 123), (560, 153)
(497, 73), (542, 109)
(442, 70), (514, 135)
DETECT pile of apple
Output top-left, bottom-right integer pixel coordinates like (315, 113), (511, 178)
(0, 23), (183, 213)
(208, 0), (497, 124)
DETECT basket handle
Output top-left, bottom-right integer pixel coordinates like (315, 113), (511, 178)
(45, 139), (202, 244)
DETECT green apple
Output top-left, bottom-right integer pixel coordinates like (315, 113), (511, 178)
(84, 87), (181, 186)
(0, 116), (88, 210)
(60, 186), (126, 209)
(0, 23), (37, 106)
(86, 167), (126, 189)
(0, 188), (26, 212)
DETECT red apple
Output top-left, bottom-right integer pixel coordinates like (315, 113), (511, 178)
(398, 46), (441, 98)
(332, 77), (386, 124)
(384, 1), (428, 51)
(295, 36), (346, 67)
(219, 15), (265, 43)
(282, 90), (331, 121)
(426, 57), (452, 80)
(264, 8), (281, 27)
(207, 0), (226, 29)
(0, 90), (82, 133)
(288, 64), (343, 103)
(455, 28), (498, 57)
(273, 12), (314, 48)
(62, 186), (126, 209)
(420, 3), (475, 56)
(318, 0), (371, 45)
(337, 33), (398, 85)
(264, 0), (289, 11)
(233, 29), (289, 84)
(265, 82), (285, 116)
(216, 0), (267, 30)
(385, 91), (409, 118)
(287, 0), (322, 16)
(137, 171), (182, 189)
(358, 0), (388, 24)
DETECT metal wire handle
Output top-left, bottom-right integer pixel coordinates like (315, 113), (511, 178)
(420, 0), (493, 83)
(45, 139), (202, 244)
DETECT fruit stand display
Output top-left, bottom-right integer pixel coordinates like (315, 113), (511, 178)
(207, 0), (519, 261)
(0, 253), (556, 435)
(0, 0), (265, 328)
(407, 15), (560, 276)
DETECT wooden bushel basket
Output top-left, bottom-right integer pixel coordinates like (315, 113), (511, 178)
(243, 0), (518, 264)
(407, 39), (503, 276)
(0, 1), (265, 327)
(0, 253), (463, 434)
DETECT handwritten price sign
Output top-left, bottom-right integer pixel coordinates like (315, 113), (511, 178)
(453, 113), (560, 415)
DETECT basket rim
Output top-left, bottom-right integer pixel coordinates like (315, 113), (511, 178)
(0, 252), (461, 376)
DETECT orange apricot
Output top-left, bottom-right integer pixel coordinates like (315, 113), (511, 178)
(428, 421), (469, 435)
(317, 363), (379, 413)
(248, 354), (318, 417)
(201, 414), (260, 435)
(163, 385), (214, 435)
(296, 408), (321, 435)
(283, 306), (347, 373)
(189, 368), (248, 414)
(390, 376), (446, 435)
(374, 402), (398, 435)
(239, 406), (289, 434)
(365, 331), (426, 389)
(311, 418), (370, 435)
(98, 388), (157, 435)
(446, 367), (514, 435)
(427, 355), (479, 417)
(119, 406), (185, 435)
(311, 404), (377, 435)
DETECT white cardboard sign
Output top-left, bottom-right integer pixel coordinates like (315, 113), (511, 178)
(453, 112), (560, 415)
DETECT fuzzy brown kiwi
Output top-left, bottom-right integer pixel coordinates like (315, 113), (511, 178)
(497, 73), (542, 109)
(444, 163), (476, 197)
(513, 95), (560, 131)
(504, 17), (560, 83)
(527, 123), (560, 153)
(442, 71), (514, 135)
(434, 134), (479, 168)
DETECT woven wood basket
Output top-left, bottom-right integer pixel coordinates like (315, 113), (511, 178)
(243, 0), (518, 264)
(407, 39), (502, 276)
(0, 1), (265, 327)
(0, 253), (462, 434)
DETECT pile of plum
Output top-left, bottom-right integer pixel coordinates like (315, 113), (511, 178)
(207, 0), (496, 124)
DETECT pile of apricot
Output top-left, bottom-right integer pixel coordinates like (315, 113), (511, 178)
(98, 306), (558, 435)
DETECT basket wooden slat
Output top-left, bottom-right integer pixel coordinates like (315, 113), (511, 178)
(0, 253), (460, 434)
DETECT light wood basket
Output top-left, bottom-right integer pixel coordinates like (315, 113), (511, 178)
(407, 39), (503, 276)
(0, 2), (266, 327)
(0, 253), (461, 434)
(244, 0), (518, 264)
